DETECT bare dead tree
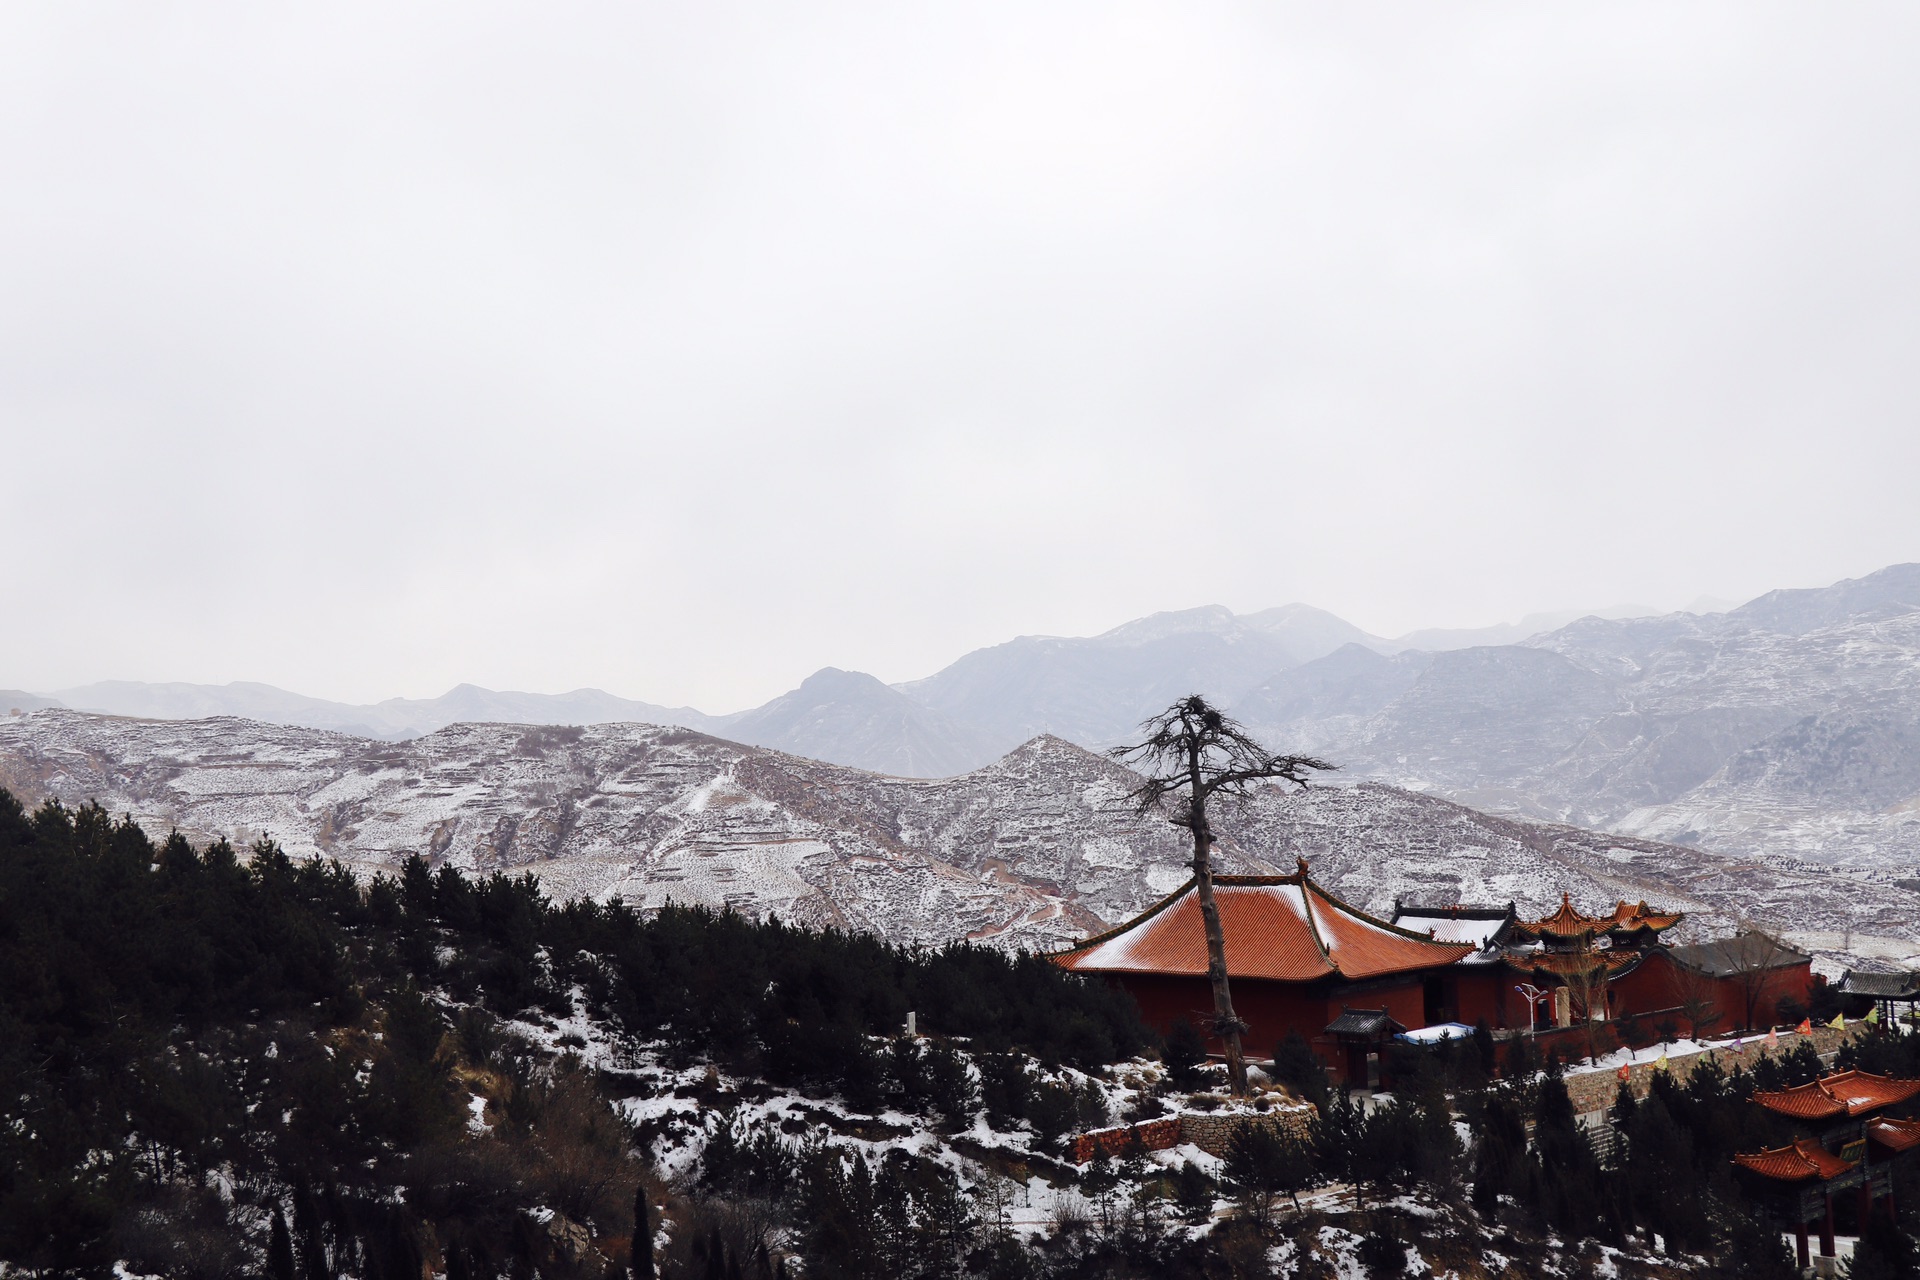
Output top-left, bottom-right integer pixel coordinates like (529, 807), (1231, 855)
(1560, 948), (1613, 1064)
(1111, 695), (1335, 1096)
(1671, 955), (1724, 1040)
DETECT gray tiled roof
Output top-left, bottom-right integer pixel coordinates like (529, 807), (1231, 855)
(1667, 934), (1809, 977)
(1325, 1008), (1402, 1037)
(1840, 970), (1920, 999)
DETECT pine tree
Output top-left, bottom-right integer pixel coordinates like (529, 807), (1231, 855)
(1162, 1019), (1208, 1091)
(1846, 1214), (1920, 1280)
(1271, 1030), (1331, 1110)
(1529, 1073), (1605, 1240)
(632, 1185), (654, 1280)
(269, 1206), (297, 1280)
(1472, 1093), (1526, 1218)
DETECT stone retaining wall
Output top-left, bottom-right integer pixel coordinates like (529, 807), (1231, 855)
(1563, 1022), (1864, 1116)
(1071, 1107), (1315, 1163)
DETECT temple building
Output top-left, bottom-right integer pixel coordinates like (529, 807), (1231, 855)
(1396, 893), (1687, 1032)
(1053, 872), (1801, 1081)
(1050, 862), (1475, 1085)
(1733, 1070), (1920, 1270)
(1396, 894), (1813, 1035)
(1659, 934), (1816, 1032)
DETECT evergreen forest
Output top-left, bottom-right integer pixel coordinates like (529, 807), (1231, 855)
(9, 784), (1920, 1279)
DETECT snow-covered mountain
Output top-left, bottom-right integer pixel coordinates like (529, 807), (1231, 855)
(5, 709), (1917, 961)
(1244, 565), (1920, 872)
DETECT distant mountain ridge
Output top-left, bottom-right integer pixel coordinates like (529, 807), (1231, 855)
(16, 597), (1670, 769)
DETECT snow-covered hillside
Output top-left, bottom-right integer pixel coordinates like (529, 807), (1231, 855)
(5, 709), (1919, 960)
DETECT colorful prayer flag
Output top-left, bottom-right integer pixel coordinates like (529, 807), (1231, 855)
(1767, 1027), (1779, 1048)
(1617, 1062), (1630, 1082)
(1830, 1013), (1847, 1029)
(1655, 1053), (1670, 1072)
(1797, 1018), (1813, 1036)
(1731, 1037), (1745, 1054)
(1868, 1006), (1882, 1025)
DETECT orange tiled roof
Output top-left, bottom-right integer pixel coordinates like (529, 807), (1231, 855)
(1522, 893), (1606, 940)
(1606, 900), (1685, 934)
(1051, 865), (1475, 983)
(1869, 1117), (1920, 1154)
(1754, 1071), (1920, 1121)
(1733, 1139), (1857, 1183)
(1516, 893), (1683, 941)
(1504, 949), (1645, 980)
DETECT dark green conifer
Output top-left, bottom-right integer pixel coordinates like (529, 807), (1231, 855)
(1271, 1030), (1331, 1109)
(632, 1185), (654, 1280)
(268, 1205), (296, 1280)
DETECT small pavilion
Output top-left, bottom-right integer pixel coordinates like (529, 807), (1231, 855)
(1838, 970), (1920, 1026)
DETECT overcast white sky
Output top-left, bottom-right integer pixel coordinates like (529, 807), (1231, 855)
(3, 4), (1918, 711)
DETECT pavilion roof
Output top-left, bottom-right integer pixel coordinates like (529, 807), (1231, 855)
(1515, 893), (1683, 941)
(1520, 893), (1607, 940)
(1051, 863), (1475, 984)
(1733, 1139), (1857, 1183)
(1840, 969), (1920, 1000)
(1605, 900), (1686, 934)
(1869, 1117), (1920, 1155)
(1325, 1008), (1402, 1037)
(1390, 901), (1517, 950)
(1669, 934), (1809, 978)
(1753, 1071), (1920, 1121)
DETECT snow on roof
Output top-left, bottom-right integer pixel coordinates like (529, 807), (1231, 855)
(1669, 934), (1809, 977)
(1391, 907), (1511, 949)
(1840, 969), (1920, 999)
(1053, 864), (1475, 983)
(1754, 1070), (1920, 1120)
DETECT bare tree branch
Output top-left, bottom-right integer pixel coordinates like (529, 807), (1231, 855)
(1108, 694), (1336, 1095)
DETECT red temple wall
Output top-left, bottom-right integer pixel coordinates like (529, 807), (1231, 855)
(1095, 971), (1438, 1083)
(1449, 968), (1511, 1030)
(1607, 955), (1676, 1018)
(1606, 952), (1814, 1032)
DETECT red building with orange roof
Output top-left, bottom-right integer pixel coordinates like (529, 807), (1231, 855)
(1051, 861), (1475, 1085)
(1734, 1070), (1920, 1268)
(1424, 892), (1688, 1032)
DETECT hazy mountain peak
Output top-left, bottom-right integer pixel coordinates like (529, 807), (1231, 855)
(1096, 605), (1242, 645)
(717, 666), (995, 778)
(793, 666), (889, 694)
(1394, 604), (1665, 652)
(2, 690), (66, 715)
(1726, 562), (1920, 636)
